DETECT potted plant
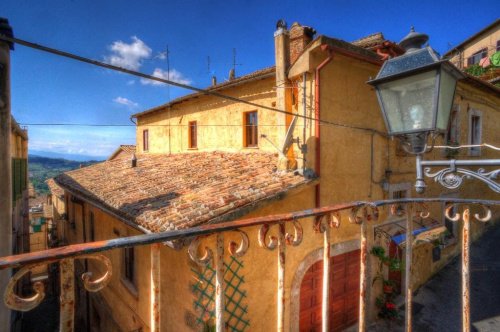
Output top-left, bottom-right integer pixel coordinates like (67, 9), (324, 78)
(383, 279), (396, 294)
(375, 296), (400, 320)
(371, 245), (403, 320)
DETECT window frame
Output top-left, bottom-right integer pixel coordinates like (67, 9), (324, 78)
(89, 211), (95, 242)
(388, 183), (411, 217)
(123, 246), (136, 288)
(243, 111), (258, 148)
(467, 109), (482, 156)
(467, 48), (487, 66)
(188, 121), (198, 149)
(142, 129), (149, 152)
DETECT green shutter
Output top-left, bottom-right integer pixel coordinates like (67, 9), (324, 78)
(11, 159), (15, 203)
(15, 159), (21, 200)
(20, 158), (27, 191)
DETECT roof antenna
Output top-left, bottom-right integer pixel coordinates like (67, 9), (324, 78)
(231, 48), (242, 78)
(166, 45), (170, 101)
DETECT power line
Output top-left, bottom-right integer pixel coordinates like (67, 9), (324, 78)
(20, 123), (303, 127)
(0, 34), (386, 136)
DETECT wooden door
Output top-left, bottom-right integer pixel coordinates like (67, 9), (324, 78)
(300, 250), (360, 332)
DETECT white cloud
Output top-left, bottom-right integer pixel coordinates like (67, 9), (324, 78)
(127, 80), (135, 85)
(113, 96), (139, 108)
(141, 68), (191, 86)
(105, 36), (152, 70)
(155, 51), (167, 60)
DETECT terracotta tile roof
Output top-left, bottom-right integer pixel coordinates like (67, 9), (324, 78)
(131, 67), (275, 119)
(107, 145), (136, 161)
(352, 32), (386, 49)
(54, 152), (312, 232)
(29, 195), (47, 209)
(46, 178), (64, 198)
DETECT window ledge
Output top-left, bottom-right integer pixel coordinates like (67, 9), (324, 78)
(187, 147), (198, 150)
(244, 146), (259, 149)
(120, 277), (139, 299)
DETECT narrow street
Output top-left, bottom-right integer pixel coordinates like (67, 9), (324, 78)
(370, 220), (500, 332)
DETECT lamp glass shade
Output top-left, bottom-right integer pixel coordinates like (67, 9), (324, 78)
(376, 70), (437, 134)
(436, 68), (458, 131)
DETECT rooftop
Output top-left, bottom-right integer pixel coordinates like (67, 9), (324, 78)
(107, 144), (137, 161)
(131, 67), (275, 119)
(54, 152), (312, 233)
(46, 178), (64, 198)
(443, 18), (500, 57)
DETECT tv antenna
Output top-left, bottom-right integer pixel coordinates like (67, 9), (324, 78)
(232, 48), (242, 77)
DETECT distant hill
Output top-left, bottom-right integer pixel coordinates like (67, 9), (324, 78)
(29, 150), (106, 162)
(29, 155), (101, 194)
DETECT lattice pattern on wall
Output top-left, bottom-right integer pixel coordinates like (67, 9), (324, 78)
(191, 256), (250, 331)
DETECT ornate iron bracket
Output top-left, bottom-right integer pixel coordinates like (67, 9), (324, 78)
(415, 155), (500, 193)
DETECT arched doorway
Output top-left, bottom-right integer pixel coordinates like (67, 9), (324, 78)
(299, 250), (360, 331)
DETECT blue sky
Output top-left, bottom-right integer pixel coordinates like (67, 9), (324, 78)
(3, 0), (498, 159)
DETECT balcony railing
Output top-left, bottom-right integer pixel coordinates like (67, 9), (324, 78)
(0, 197), (498, 332)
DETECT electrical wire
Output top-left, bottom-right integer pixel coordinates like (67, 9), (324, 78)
(434, 143), (500, 151)
(1, 34), (387, 136)
(19, 123), (342, 127)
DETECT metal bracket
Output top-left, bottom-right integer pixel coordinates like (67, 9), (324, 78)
(416, 156), (500, 193)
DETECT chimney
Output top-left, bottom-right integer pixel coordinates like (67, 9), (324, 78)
(274, 19), (291, 171)
(274, 19), (290, 89)
(131, 153), (137, 168)
(228, 68), (235, 80)
(289, 22), (316, 64)
(212, 75), (217, 86)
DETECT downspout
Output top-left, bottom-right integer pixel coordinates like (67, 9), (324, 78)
(302, 72), (307, 174)
(314, 45), (333, 207)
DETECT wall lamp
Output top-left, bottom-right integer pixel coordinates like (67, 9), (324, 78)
(368, 28), (500, 194)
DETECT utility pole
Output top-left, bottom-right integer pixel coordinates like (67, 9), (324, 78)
(0, 17), (14, 330)
(166, 45), (170, 101)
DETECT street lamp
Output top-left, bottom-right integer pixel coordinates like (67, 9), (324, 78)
(368, 28), (500, 193)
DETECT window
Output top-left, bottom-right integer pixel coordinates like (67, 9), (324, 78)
(244, 111), (258, 147)
(446, 105), (460, 145)
(389, 183), (411, 216)
(142, 129), (149, 152)
(89, 211), (95, 242)
(468, 109), (482, 156)
(124, 247), (135, 285)
(188, 121), (197, 149)
(497, 40), (500, 52)
(467, 48), (487, 66)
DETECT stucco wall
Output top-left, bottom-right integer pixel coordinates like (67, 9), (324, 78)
(448, 25), (500, 68)
(136, 77), (283, 155)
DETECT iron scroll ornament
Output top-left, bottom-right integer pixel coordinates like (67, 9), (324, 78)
(424, 167), (500, 193)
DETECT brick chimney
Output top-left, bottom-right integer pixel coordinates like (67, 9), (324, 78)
(274, 19), (290, 171)
(289, 22), (316, 64)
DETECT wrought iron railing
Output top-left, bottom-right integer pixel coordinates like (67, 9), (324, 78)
(0, 198), (498, 332)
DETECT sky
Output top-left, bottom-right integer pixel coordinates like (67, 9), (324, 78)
(2, 0), (499, 160)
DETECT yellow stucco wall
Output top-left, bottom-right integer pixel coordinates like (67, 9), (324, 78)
(448, 24), (500, 68)
(136, 77), (284, 155)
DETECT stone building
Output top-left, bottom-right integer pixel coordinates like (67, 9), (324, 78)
(444, 18), (500, 84)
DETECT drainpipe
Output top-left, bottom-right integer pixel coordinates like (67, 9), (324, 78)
(302, 72), (307, 174)
(314, 45), (333, 207)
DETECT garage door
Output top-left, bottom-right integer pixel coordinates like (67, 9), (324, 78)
(299, 250), (360, 332)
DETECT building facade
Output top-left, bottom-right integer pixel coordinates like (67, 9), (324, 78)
(444, 19), (500, 84)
